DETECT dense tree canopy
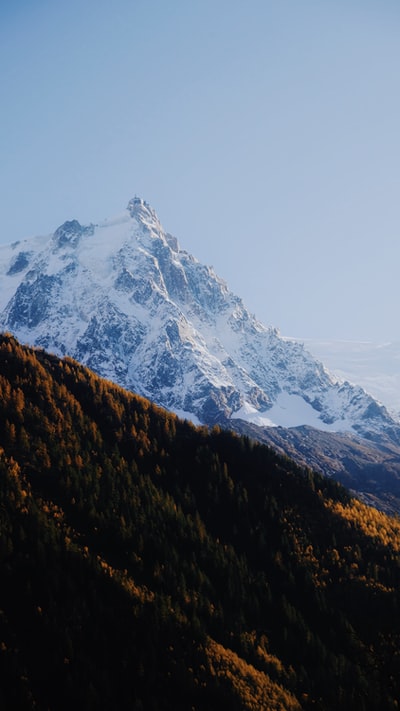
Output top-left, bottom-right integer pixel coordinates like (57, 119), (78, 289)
(0, 333), (400, 710)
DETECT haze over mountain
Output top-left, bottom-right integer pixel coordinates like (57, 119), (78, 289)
(300, 339), (400, 418)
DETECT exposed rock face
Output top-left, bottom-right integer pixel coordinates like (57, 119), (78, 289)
(0, 197), (398, 435)
(1, 197), (400, 510)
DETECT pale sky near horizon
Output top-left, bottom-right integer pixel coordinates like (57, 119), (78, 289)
(1, 1), (400, 342)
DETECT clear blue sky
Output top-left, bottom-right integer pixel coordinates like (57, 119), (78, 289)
(1, 0), (399, 341)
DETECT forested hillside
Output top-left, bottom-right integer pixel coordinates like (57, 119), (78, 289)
(1, 333), (400, 710)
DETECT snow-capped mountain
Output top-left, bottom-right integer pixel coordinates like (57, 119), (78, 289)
(297, 338), (400, 419)
(0, 197), (398, 442)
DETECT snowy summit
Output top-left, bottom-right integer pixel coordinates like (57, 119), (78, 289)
(0, 197), (397, 441)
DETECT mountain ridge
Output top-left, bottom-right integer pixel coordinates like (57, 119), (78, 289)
(1, 197), (396, 432)
(298, 338), (400, 417)
(1, 196), (400, 510)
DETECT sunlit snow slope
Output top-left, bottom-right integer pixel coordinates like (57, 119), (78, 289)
(0, 197), (398, 441)
(300, 339), (400, 418)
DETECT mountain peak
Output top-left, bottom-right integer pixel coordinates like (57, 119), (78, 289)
(1, 196), (399, 450)
(127, 196), (158, 224)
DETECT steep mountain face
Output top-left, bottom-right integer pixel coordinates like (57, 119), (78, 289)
(3, 197), (400, 512)
(0, 196), (398, 442)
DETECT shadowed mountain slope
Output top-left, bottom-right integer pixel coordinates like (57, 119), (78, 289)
(1, 334), (400, 709)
